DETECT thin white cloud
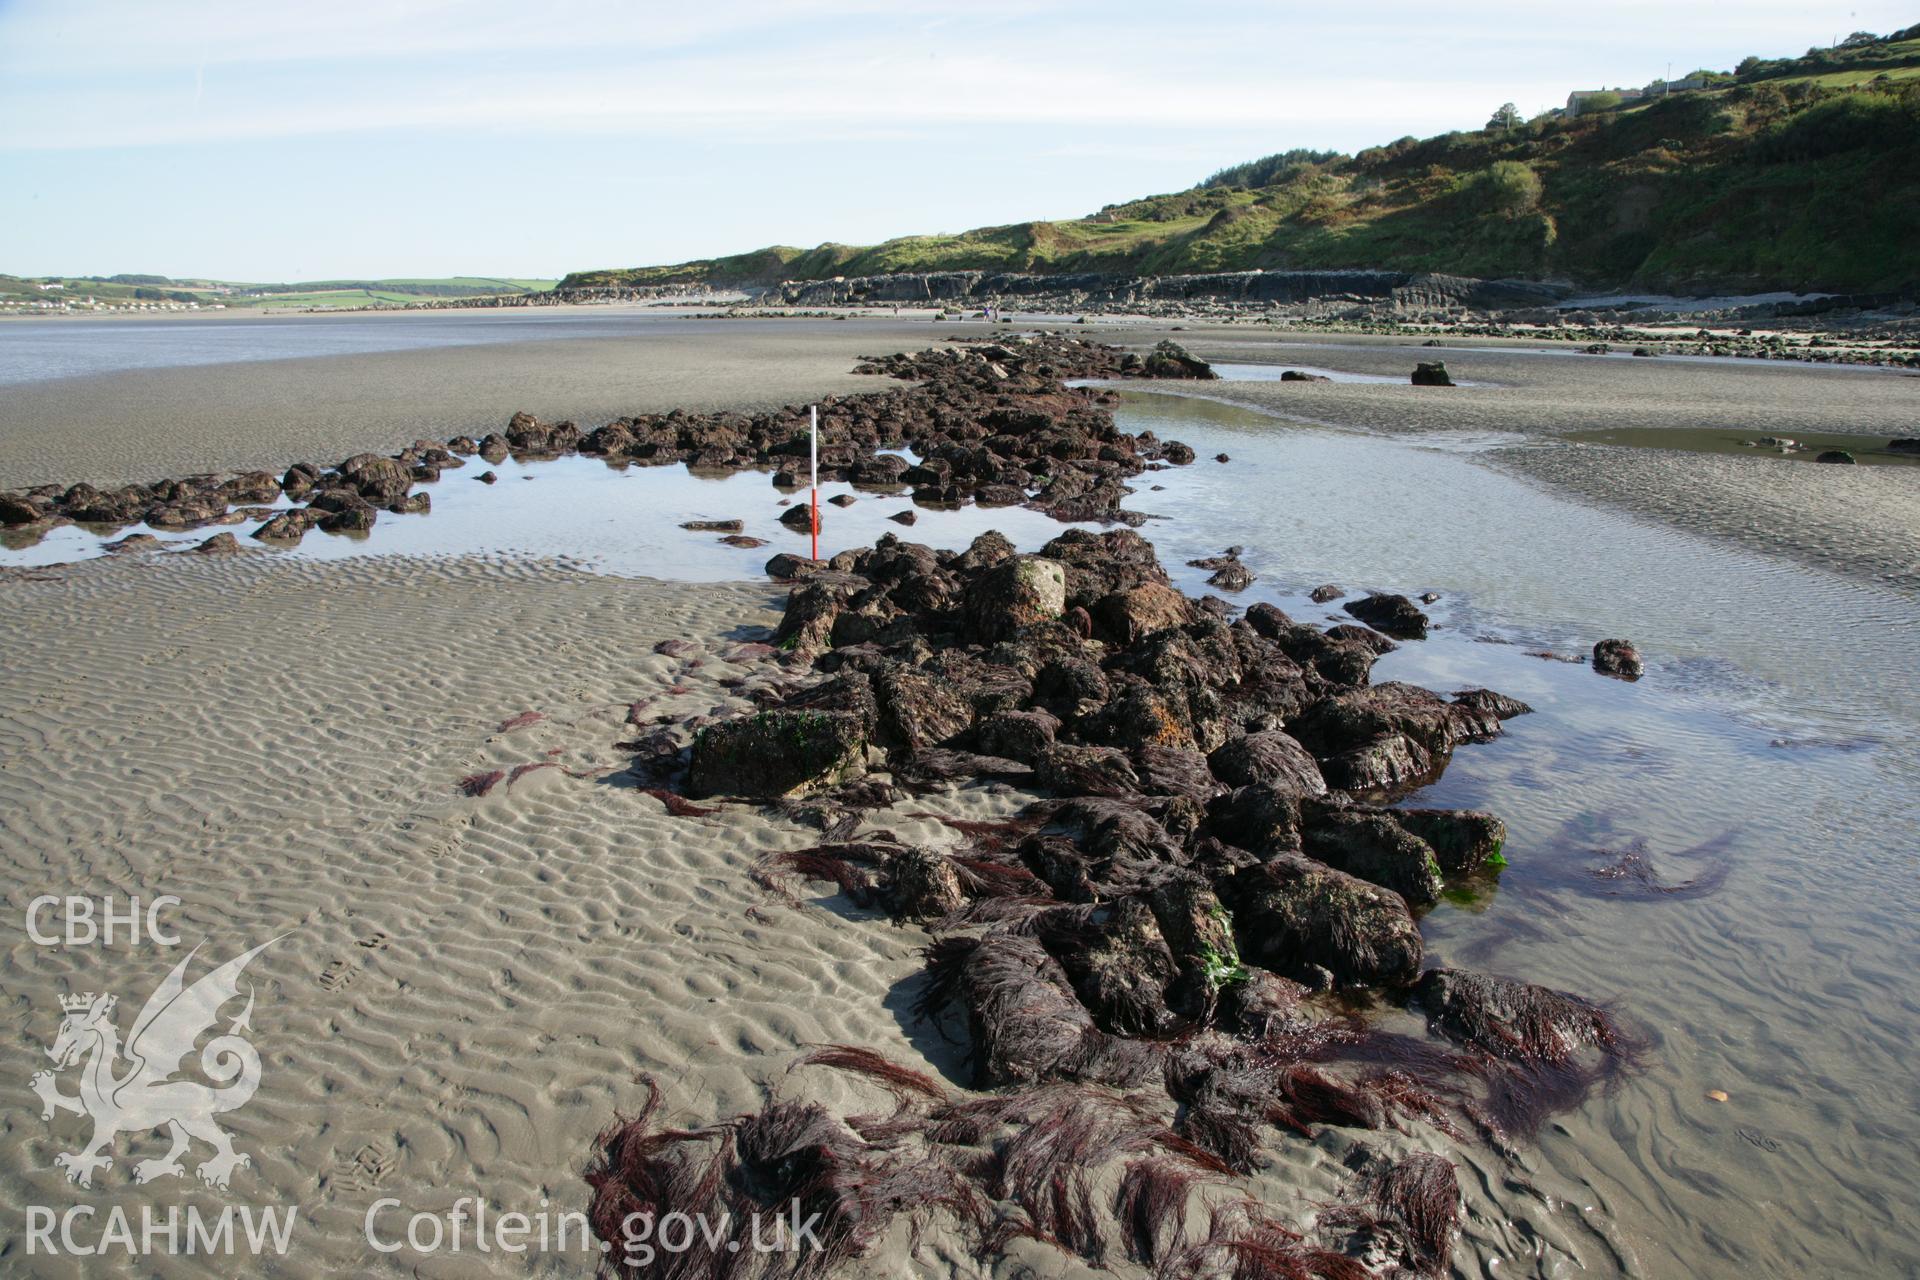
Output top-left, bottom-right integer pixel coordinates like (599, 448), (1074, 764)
(2, 0), (1909, 151)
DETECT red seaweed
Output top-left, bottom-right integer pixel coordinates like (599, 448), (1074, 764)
(457, 769), (505, 797)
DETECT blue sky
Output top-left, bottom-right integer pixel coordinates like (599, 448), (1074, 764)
(1, 0), (1910, 281)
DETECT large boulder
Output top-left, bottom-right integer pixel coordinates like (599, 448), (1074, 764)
(1227, 854), (1423, 987)
(1131, 744), (1223, 802)
(504, 411), (582, 455)
(961, 555), (1066, 643)
(939, 931), (1154, 1089)
(1080, 683), (1197, 752)
(686, 709), (868, 799)
(1141, 339), (1217, 380)
(972, 708), (1060, 763)
(1411, 361), (1455, 387)
(317, 503), (377, 533)
(1450, 688), (1533, 721)
(1206, 783), (1306, 856)
(773, 577), (859, 654)
(1034, 744), (1141, 798)
(883, 847), (966, 921)
(1289, 682), (1502, 795)
(220, 471), (282, 504)
(252, 509), (320, 543)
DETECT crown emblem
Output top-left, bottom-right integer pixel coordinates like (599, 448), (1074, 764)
(59, 992), (96, 1012)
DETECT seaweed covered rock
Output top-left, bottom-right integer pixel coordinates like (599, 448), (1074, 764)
(1412, 967), (1621, 1064)
(1040, 527), (1171, 608)
(1300, 805), (1443, 907)
(929, 931), (1158, 1088)
(1065, 897), (1181, 1036)
(1342, 592), (1430, 640)
(884, 846), (967, 920)
(773, 576), (861, 654)
(1592, 638), (1644, 680)
(1411, 361), (1455, 387)
(1206, 781), (1308, 855)
(1451, 687), (1533, 721)
(961, 554), (1066, 643)
(1393, 808), (1508, 872)
(336, 453), (414, 505)
(1289, 682), (1505, 795)
(1226, 853), (1423, 987)
(0, 493), (48, 525)
(252, 509), (319, 542)
(873, 666), (973, 754)
(1207, 730), (1327, 795)
(687, 709), (868, 799)
(1034, 744), (1140, 798)
(1093, 583), (1193, 645)
(973, 708), (1060, 763)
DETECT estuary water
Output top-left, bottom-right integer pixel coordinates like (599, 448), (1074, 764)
(0, 309), (723, 386)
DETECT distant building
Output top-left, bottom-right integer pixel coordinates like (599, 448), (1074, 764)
(1643, 75), (1709, 95)
(36, 281), (63, 291)
(1566, 74), (1710, 117)
(1566, 87), (1644, 116)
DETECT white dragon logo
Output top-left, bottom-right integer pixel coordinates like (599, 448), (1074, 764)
(31, 940), (277, 1191)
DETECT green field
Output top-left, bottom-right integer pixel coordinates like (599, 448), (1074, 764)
(563, 28), (1920, 296)
(0, 275), (559, 311)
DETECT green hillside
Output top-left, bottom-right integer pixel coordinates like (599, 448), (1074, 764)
(563, 28), (1920, 296)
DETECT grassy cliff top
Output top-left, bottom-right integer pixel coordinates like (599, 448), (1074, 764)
(563, 31), (1920, 296)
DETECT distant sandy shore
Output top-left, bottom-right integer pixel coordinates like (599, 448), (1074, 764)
(0, 316), (952, 489)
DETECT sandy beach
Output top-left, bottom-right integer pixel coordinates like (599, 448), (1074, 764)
(2, 316), (1917, 1278)
(0, 553), (920, 1277)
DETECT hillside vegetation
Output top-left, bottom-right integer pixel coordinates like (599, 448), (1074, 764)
(563, 29), (1920, 296)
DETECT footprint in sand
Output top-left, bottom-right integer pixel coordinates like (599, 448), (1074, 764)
(332, 1143), (395, 1192)
(318, 958), (358, 992)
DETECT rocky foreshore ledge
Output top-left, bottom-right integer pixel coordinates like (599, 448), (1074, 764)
(585, 522), (1638, 1279)
(538, 342), (1635, 1278)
